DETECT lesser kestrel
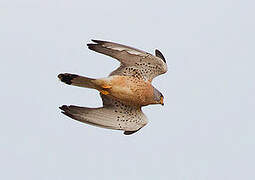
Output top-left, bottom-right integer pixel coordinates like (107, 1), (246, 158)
(58, 40), (167, 135)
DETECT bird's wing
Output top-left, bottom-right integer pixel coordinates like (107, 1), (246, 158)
(59, 94), (148, 135)
(87, 40), (167, 81)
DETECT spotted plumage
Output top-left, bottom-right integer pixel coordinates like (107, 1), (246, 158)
(58, 39), (167, 135)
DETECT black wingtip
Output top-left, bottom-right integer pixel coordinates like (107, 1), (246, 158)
(59, 105), (76, 119)
(87, 40), (108, 51)
(123, 128), (142, 135)
(91, 39), (105, 44)
(87, 43), (96, 51)
(58, 73), (78, 85)
(155, 49), (166, 63)
(86, 40), (102, 46)
(91, 39), (98, 43)
(59, 105), (68, 111)
(123, 131), (135, 135)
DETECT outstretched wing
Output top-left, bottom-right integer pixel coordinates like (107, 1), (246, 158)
(59, 94), (148, 135)
(87, 40), (167, 81)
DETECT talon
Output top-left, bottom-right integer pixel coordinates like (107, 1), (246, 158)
(100, 90), (110, 95)
(101, 85), (112, 89)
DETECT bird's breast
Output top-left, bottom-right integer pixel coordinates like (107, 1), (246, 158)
(108, 75), (154, 106)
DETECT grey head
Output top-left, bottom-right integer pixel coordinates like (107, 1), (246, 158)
(153, 87), (164, 105)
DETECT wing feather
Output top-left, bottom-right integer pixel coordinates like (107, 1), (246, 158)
(87, 40), (167, 81)
(59, 94), (147, 134)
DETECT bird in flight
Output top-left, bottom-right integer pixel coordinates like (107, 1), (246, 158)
(58, 40), (167, 135)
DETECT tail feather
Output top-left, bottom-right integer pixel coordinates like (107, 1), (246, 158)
(58, 73), (96, 89)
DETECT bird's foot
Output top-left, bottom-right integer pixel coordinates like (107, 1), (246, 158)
(101, 85), (112, 89)
(100, 90), (110, 95)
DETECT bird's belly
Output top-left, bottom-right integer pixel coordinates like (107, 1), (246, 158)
(108, 76), (153, 105)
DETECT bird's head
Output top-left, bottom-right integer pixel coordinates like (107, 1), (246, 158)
(153, 88), (164, 106)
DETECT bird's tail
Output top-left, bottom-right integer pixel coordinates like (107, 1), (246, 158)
(58, 73), (96, 89)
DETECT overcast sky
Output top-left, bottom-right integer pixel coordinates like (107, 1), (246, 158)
(1, 0), (255, 179)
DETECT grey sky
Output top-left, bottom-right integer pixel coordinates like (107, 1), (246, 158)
(1, 0), (254, 179)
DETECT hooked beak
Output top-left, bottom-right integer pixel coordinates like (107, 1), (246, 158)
(160, 96), (164, 106)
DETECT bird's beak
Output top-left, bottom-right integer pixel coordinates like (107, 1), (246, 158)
(160, 96), (164, 106)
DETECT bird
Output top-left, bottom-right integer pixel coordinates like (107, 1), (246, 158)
(58, 40), (167, 135)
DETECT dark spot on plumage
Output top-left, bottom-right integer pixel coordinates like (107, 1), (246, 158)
(58, 73), (78, 85)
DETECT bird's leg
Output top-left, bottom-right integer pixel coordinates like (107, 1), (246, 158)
(100, 89), (110, 95)
(94, 79), (112, 95)
(99, 84), (112, 95)
(101, 85), (112, 89)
